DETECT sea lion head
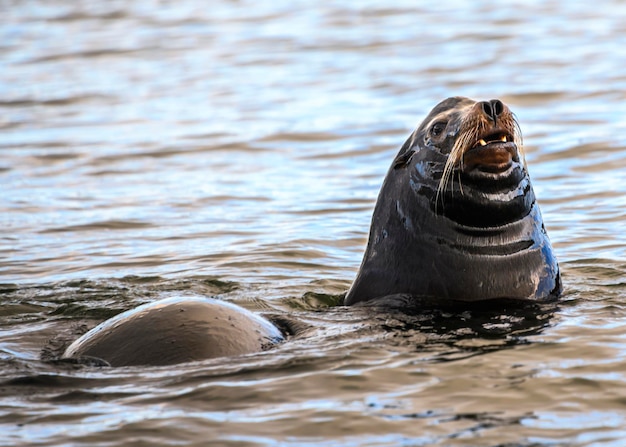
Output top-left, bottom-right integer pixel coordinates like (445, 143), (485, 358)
(398, 96), (529, 226)
(345, 97), (561, 307)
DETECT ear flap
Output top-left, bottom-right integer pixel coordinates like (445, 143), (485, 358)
(392, 132), (417, 169)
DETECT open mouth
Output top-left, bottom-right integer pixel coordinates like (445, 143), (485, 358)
(462, 129), (518, 174)
(472, 130), (514, 149)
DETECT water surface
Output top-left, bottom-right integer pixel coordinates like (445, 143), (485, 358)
(2, 1), (626, 446)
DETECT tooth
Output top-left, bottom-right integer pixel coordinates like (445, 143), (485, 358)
(479, 139), (487, 146)
(501, 136), (507, 142)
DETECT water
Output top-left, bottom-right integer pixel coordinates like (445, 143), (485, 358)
(2, 0), (626, 445)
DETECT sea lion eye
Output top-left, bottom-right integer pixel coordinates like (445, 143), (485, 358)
(431, 121), (447, 137)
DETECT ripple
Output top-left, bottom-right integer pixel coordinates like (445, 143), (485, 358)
(2, 0), (626, 446)
(40, 220), (154, 233)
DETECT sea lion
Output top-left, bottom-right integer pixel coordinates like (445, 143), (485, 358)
(344, 96), (561, 306)
(60, 96), (561, 367)
(61, 297), (284, 366)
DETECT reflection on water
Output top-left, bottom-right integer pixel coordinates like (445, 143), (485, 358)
(2, 1), (626, 446)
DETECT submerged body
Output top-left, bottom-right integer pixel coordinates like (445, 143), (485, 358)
(345, 97), (561, 306)
(62, 297), (284, 366)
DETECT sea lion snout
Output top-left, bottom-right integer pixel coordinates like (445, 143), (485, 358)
(436, 98), (523, 192)
(455, 99), (521, 175)
(461, 99), (519, 174)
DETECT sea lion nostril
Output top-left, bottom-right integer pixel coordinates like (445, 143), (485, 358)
(491, 99), (504, 117)
(480, 101), (493, 118)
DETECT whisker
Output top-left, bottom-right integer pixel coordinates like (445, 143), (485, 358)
(512, 114), (526, 167)
(436, 116), (479, 210)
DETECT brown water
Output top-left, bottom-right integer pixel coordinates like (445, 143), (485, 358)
(2, 1), (626, 446)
